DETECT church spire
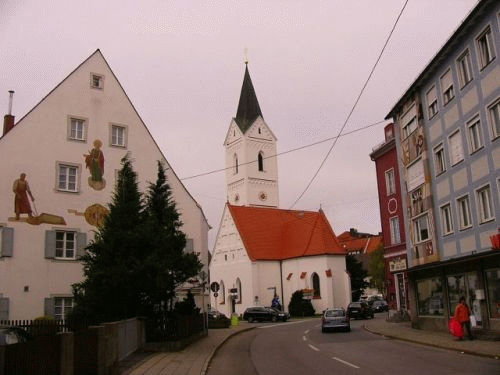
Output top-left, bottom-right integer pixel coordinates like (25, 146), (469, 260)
(234, 64), (263, 133)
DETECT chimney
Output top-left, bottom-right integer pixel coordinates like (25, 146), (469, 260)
(3, 90), (15, 137)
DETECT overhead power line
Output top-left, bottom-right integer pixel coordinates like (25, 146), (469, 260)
(289, 0), (410, 209)
(180, 119), (387, 181)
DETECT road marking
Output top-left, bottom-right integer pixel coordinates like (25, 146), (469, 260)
(305, 329), (310, 334)
(333, 357), (360, 369)
(257, 320), (312, 329)
(308, 344), (319, 352)
(302, 336), (307, 341)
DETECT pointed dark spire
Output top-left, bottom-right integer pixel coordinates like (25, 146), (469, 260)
(234, 64), (263, 133)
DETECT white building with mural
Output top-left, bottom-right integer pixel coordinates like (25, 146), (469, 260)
(210, 64), (350, 317)
(0, 50), (210, 321)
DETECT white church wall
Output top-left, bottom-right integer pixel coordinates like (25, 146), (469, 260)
(253, 261), (282, 308)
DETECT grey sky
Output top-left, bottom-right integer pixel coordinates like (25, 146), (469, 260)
(0, 0), (478, 248)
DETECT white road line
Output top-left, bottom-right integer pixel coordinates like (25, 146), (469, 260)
(257, 320), (313, 329)
(305, 329), (310, 334)
(333, 357), (360, 369)
(308, 344), (319, 352)
(302, 335), (307, 341)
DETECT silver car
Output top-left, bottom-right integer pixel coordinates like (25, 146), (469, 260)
(321, 308), (350, 333)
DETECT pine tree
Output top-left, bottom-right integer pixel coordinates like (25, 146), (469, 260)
(346, 254), (369, 302)
(71, 154), (145, 323)
(141, 161), (202, 324)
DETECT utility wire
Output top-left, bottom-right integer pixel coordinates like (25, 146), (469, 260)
(180, 118), (387, 181)
(289, 0), (410, 209)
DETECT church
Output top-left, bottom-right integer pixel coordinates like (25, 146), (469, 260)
(209, 64), (350, 316)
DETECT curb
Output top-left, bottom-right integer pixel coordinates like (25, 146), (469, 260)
(201, 326), (257, 375)
(363, 324), (500, 360)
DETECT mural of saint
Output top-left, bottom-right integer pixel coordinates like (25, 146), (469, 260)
(12, 173), (34, 220)
(85, 139), (106, 190)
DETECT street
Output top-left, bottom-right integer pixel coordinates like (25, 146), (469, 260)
(207, 315), (500, 375)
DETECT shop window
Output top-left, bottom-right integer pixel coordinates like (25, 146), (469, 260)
(417, 277), (444, 316)
(485, 269), (500, 318)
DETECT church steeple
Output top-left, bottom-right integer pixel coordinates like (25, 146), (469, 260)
(225, 62), (279, 208)
(234, 64), (263, 134)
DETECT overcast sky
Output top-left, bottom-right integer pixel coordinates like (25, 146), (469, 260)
(0, 0), (478, 248)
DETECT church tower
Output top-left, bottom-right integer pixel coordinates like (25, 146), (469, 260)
(224, 64), (279, 207)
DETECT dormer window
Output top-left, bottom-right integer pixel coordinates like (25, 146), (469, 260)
(90, 73), (104, 89)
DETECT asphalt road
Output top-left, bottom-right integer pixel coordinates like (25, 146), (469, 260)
(207, 315), (500, 375)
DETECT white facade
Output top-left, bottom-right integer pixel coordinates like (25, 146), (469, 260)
(225, 116), (279, 207)
(0, 50), (209, 321)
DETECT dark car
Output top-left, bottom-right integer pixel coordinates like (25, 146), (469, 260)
(207, 310), (227, 320)
(243, 307), (279, 323)
(372, 300), (389, 313)
(322, 308), (350, 333)
(267, 307), (290, 321)
(347, 301), (374, 319)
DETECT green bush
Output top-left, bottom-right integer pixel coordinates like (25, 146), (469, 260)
(288, 290), (315, 317)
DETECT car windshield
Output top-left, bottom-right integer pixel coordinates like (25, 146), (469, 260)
(325, 310), (344, 317)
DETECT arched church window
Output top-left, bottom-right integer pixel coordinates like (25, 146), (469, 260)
(234, 154), (238, 174)
(220, 280), (225, 304)
(236, 278), (242, 303)
(312, 273), (321, 298)
(258, 152), (264, 172)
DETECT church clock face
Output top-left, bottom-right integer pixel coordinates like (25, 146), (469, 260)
(259, 191), (267, 201)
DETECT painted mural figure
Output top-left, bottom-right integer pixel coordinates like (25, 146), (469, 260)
(13, 173), (34, 220)
(85, 139), (106, 190)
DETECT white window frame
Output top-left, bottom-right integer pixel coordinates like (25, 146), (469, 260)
(475, 184), (495, 224)
(389, 216), (401, 245)
(456, 49), (473, 88)
(457, 195), (473, 230)
(55, 230), (77, 259)
(440, 69), (455, 106)
(487, 97), (500, 140)
(467, 115), (484, 154)
(54, 297), (74, 321)
(90, 73), (104, 89)
(67, 116), (87, 142)
(56, 162), (80, 193)
(440, 203), (454, 235)
(385, 168), (396, 196)
(413, 213), (430, 244)
(476, 25), (496, 70)
(448, 130), (464, 166)
(433, 143), (446, 175)
(110, 124), (127, 148)
(426, 86), (438, 119)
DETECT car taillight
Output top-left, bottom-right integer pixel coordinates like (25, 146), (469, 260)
(322, 317), (325, 324)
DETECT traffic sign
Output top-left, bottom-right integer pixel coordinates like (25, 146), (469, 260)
(210, 282), (220, 293)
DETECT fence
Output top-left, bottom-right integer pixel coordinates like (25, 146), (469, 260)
(0, 317), (145, 375)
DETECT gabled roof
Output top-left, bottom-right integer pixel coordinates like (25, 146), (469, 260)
(338, 230), (383, 255)
(227, 204), (346, 261)
(234, 64), (263, 134)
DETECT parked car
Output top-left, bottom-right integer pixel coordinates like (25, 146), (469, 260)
(243, 307), (279, 323)
(207, 310), (227, 320)
(372, 300), (389, 312)
(267, 307), (290, 321)
(321, 308), (350, 333)
(347, 301), (374, 319)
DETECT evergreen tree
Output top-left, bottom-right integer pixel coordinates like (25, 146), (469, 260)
(71, 154), (145, 324)
(369, 245), (385, 293)
(346, 254), (369, 302)
(288, 290), (315, 317)
(141, 161), (202, 324)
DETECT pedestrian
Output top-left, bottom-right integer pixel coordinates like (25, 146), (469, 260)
(453, 296), (473, 340)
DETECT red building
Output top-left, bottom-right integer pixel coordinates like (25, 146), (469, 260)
(370, 123), (409, 311)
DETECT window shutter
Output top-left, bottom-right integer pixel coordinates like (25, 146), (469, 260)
(76, 232), (87, 258)
(0, 297), (9, 320)
(184, 238), (194, 253)
(407, 160), (424, 192)
(44, 298), (55, 318)
(45, 230), (56, 259)
(441, 69), (453, 91)
(1, 227), (14, 257)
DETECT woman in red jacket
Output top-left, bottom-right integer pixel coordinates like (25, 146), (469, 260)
(454, 296), (473, 340)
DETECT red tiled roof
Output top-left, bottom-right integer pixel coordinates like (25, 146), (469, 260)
(227, 204), (346, 261)
(338, 233), (383, 254)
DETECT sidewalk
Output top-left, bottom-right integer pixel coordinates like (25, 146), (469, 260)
(120, 319), (500, 375)
(363, 319), (500, 359)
